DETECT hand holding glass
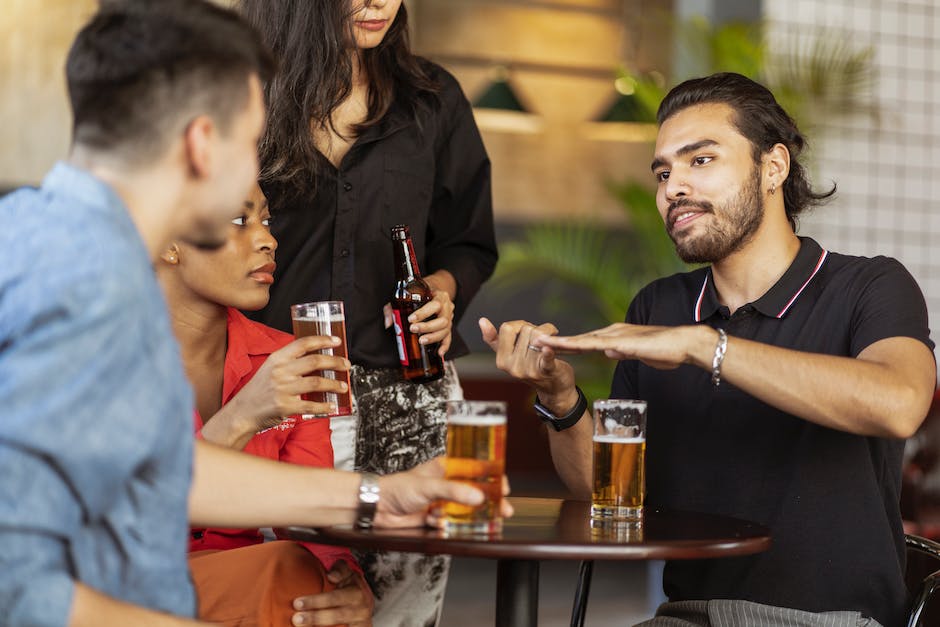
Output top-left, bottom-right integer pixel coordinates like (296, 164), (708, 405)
(290, 301), (352, 418)
(441, 400), (506, 534)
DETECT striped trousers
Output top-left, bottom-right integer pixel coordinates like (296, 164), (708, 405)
(636, 600), (883, 627)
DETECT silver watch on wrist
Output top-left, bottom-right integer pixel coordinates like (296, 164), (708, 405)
(355, 472), (381, 529)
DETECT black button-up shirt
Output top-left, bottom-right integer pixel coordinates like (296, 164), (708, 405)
(612, 237), (933, 627)
(253, 61), (497, 369)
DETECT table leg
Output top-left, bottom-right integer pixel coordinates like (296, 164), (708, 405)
(495, 559), (539, 627)
(570, 560), (594, 627)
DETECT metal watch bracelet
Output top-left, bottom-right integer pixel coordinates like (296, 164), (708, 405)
(355, 472), (380, 529)
(711, 328), (728, 388)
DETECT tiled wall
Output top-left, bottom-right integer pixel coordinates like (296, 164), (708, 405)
(764, 0), (940, 356)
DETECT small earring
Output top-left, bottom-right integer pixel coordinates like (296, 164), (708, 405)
(769, 183), (776, 195)
(167, 254), (177, 263)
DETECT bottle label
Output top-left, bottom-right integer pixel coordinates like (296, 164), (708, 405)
(392, 309), (409, 366)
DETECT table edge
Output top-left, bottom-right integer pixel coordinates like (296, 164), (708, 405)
(279, 526), (771, 561)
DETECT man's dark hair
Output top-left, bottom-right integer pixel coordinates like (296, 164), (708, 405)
(66, 0), (276, 164)
(657, 72), (835, 230)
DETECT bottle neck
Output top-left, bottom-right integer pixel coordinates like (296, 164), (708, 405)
(394, 236), (422, 281)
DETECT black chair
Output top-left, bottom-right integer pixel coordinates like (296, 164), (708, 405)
(570, 535), (940, 627)
(905, 533), (940, 627)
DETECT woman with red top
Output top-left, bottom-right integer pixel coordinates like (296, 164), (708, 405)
(157, 183), (373, 627)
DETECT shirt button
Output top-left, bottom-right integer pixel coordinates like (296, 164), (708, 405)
(340, 248), (350, 257)
(343, 182), (353, 192)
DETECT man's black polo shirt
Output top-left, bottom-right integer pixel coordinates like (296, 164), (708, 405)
(611, 237), (933, 627)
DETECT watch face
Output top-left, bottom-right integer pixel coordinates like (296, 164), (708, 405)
(359, 474), (381, 504)
(535, 389), (587, 431)
(534, 403), (563, 432)
(534, 403), (555, 421)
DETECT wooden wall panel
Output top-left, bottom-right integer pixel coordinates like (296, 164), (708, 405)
(0, 0), (674, 224)
(413, 0), (674, 221)
(0, 0), (97, 185)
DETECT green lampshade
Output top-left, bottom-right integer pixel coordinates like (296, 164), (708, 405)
(597, 93), (647, 122)
(596, 75), (655, 123)
(473, 78), (528, 113)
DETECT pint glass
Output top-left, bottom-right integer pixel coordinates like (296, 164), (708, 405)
(591, 399), (646, 521)
(290, 301), (352, 418)
(442, 400), (507, 534)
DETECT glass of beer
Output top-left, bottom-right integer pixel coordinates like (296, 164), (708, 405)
(591, 399), (646, 522)
(290, 301), (352, 418)
(441, 400), (507, 534)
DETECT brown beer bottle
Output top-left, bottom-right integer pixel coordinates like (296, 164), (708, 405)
(391, 225), (444, 383)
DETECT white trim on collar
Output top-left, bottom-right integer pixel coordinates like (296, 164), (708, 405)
(693, 272), (710, 322)
(691, 249), (829, 322)
(775, 249), (828, 318)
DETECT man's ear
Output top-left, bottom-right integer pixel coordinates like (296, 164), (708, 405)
(764, 142), (791, 191)
(183, 115), (215, 179)
(160, 243), (181, 265)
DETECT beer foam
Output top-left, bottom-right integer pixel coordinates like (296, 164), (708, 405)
(592, 435), (645, 444)
(294, 314), (345, 323)
(448, 415), (507, 426)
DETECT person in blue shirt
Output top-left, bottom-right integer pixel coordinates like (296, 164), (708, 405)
(0, 2), (495, 626)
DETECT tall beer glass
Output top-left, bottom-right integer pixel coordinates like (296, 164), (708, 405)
(442, 400), (506, 534)
(591, 399), (646, 521)
(290, 301), (352, 418)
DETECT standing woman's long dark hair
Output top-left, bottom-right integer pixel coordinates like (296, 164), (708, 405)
(237, 0), (439, 194)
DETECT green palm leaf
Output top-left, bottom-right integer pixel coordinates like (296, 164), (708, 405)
(492, 183), (684, 327)
(493, 222), (644, 326)
(765, 30), (877, 131)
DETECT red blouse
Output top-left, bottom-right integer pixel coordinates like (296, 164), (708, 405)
(190, 308), (358, 573)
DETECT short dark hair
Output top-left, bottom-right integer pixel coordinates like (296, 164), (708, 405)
(66, 0), (276, 163)
(657, 72), (835, 230)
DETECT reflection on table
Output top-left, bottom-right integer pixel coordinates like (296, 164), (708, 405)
(281, 497), (771, 627)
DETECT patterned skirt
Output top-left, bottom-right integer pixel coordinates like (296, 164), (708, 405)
(330, 362), (462, 627)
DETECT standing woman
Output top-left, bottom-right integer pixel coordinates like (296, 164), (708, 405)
(237, 1), (498, 624)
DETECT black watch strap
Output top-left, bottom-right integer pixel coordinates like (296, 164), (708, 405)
(534, 386), (588, 432)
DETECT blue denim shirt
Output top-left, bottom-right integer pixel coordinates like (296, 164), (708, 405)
(0, 163), (196, 624)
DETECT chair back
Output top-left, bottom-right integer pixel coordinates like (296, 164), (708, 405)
(905, 533), (940, 627)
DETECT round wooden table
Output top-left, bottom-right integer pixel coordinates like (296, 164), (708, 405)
(281, 497), (770, 627)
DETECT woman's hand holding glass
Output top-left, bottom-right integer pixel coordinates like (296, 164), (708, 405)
(201, 335), (350, 448)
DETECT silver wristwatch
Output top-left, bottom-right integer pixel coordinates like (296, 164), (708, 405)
(355, 472), (381, 529)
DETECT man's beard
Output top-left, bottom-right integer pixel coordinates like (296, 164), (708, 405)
(668, 166), (765, 264)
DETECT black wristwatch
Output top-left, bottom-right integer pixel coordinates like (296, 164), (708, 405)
(534, 386), (588, 432)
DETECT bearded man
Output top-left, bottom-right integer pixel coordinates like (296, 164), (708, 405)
(481, 72), (935, 627)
